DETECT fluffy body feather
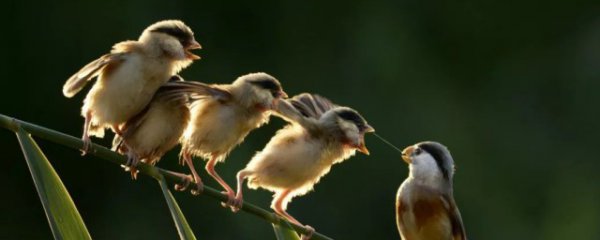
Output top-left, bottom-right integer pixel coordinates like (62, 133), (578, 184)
(82, 45), (183, 137)
(181, 90), (270, 161)
(244, 123), (355, 204)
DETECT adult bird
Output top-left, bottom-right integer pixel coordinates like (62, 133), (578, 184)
(396, 141), (467, 240)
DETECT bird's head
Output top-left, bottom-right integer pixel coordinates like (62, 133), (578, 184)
(322, 107), (374, 155)
(401, 141), (455, 184)
(140, 20), (201, 60)
(234, 72), (288, 111)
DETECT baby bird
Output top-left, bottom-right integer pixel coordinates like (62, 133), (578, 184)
(62, 20), (201, 154)
(234, 93), (374, 239)
(112, 75), (190, 179)
(169, 73), (287, 205)
(396, 141), (466, 240)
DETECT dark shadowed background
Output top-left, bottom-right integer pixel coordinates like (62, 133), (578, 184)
(1, 0), (599, 239)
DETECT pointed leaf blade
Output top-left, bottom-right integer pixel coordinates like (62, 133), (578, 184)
(16, 128), (91, 240)
(272, 222), (301, 240)
(158, 177), (197, 240)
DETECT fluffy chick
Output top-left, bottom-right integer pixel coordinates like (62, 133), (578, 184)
(112, 75), (190, 179)
(63, 20), (201, 154)
(235, 93), (374, 239)
(167, 73), (287, 207)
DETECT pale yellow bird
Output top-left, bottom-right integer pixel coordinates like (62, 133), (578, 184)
(112, 75), (190, 179)
(234, 93), (374, 239)
(166, 73), (287, 209)
(63, 20), (201, 154)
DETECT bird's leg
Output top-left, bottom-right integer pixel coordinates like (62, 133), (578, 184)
(174, 153), (192, 191)
(124, 151), (140, 179)
(80, 111), (92, 156)
(182, 154), (203, 195)
(178, 149), (189, 166)
(272, 189), (315, 240)
(205, 154), (236, 210)
(112, 124), (123, 136)
(172, 170), (193, 192)
(231, 170), (250, 212)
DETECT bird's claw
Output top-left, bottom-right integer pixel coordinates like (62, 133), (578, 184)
(190, 181), (203, 196)
(300, 225), (315, 240)
(122, 155), (140, 179)
(80, 136), (92, 156)
(220, 191), (243, 212)
(174, 177), (192, 191)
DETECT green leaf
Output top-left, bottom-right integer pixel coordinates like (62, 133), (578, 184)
(158, 177), (197, 240)
(15, 128), (91, 240)
(272, 221), (301, 240)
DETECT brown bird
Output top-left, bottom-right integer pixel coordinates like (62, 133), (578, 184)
(234, 93), (374, 239)
(62, 20), (201, 154)
(167, 73), (287, 208)
(112, 75), (190, 179)
(396, 141), (467, 240)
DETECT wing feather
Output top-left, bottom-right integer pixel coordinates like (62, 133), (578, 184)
(274, 93), (337, 132)
(289, 93), (336, 119)
(63, 53), (126, 98)
(441, 195), (467, 240)
(159, 81), (232, 102)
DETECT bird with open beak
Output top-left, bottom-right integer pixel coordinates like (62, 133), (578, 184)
(165, 72), (288, 209)
(396, 141), (467, 240)
(234, 93), (374, 239)
(62, 20), (201, 154)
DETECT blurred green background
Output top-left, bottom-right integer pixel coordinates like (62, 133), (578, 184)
(1, 0), (599, 239)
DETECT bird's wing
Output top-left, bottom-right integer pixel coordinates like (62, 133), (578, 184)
(290, 93), (336, 119)
(112, 82), (190, 153)
(274, 93), (336, 131)
(159, 81), (232, 102)
(111, 101), (152, 153)
(441, 195), (467, 240)
(63, 52), (127, 98)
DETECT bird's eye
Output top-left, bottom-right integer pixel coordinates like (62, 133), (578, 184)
(414, 148), (422, 155)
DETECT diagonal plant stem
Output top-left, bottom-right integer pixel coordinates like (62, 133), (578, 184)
(0, 113), (333, 240)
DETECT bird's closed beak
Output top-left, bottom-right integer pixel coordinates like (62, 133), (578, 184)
(279, 90), (289, 99)
(270, 91), (288, 110)
(401, 146), (414, 164)
(364, 124), (375, 133)
(187, 40), (202, 50)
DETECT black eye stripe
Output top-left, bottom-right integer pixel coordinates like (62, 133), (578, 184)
(418, 143), (450, 180)
(337, 110), (368, 131)
(249, 79), (281, 92)
(151, 26), (193, 44)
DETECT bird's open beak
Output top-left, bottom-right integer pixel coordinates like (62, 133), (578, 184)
(356, 143), (370, 155)
(185, 40), (202, 60)
(355, 136), (370, 155)
(401, 146), (414, 164)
